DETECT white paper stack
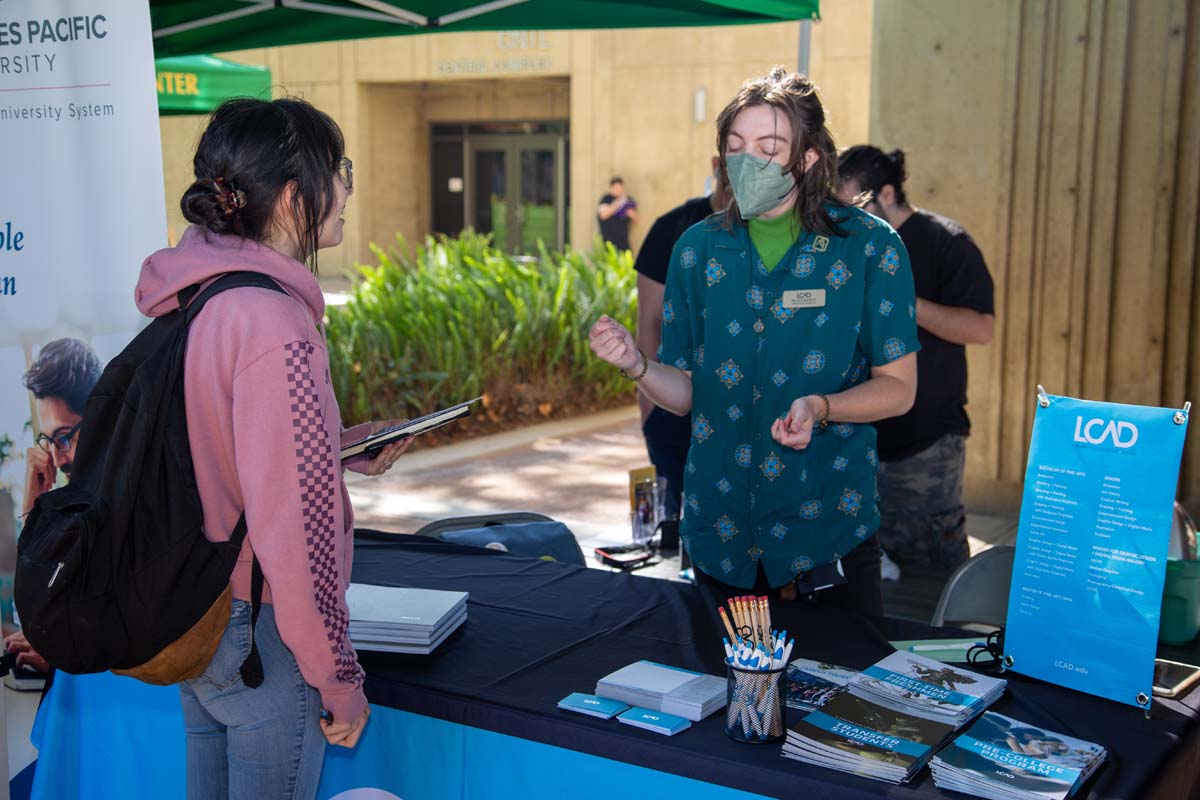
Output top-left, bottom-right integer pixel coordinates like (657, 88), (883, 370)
(595, 660), (727, 721)
(847, 651), (1006, 727)
(345, 583), (468, 655)
(931, 711), (1107, 799)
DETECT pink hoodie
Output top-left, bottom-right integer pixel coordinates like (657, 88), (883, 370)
(135, 226), (371, 724)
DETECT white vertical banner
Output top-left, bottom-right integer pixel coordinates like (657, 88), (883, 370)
(0, 2), (165, 626)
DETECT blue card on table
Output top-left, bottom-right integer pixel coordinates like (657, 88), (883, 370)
(557, 693), (630, 720)
(616, 706), (692, 736)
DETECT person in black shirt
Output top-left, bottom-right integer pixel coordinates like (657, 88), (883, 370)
(597, 176), (637, 250)
(837, 146), (995, 568)
(633, 157), (729, 520)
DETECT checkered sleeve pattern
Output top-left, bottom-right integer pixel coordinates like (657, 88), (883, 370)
(284, 341), (363, 685)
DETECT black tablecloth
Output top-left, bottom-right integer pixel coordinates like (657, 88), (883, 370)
(351, 532), (1200, 800)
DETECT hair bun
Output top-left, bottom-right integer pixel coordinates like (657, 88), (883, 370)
(181, 177), (237, 234)
(887, 149), (908, 183)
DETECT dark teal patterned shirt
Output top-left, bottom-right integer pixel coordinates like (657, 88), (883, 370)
(659, 204), (920, 588)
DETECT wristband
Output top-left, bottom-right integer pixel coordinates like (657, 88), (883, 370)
(620, 348), (650, 382)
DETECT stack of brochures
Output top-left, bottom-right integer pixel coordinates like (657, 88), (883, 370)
(847, 651), (1006, 727)
(930, 711), (1107, 799)
(781, 692), (957, 783)
(785, 658), (859, 713)
(344, 584), (468, 655)
(781, 653), (1006, 784)
(595, 660), (727, 721)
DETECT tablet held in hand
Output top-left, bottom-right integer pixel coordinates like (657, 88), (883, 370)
(340, 397), (480, 460)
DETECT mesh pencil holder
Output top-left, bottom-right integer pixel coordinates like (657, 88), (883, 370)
(725, 663), (787, 743)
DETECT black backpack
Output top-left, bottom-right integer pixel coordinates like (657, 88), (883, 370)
(15, 272), (283, 685)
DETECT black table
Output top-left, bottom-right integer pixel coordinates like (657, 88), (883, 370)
(353, 532), (1200, 799)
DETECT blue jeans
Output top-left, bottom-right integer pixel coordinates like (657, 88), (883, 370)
(180, 601), (326, 800)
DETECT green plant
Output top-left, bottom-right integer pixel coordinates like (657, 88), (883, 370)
(0, 435), (12, 469)
(326, 231), (637, 429)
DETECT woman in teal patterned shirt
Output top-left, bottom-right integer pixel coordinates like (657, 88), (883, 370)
(590, 68), (920, 615)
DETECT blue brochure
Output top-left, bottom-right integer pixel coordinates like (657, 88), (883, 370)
(557, 693), (630, 720)
(1004, 394), (1188, 709)
(616, 706), (692, 736)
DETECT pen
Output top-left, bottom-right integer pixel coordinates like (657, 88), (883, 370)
(907, 642), (983, 652)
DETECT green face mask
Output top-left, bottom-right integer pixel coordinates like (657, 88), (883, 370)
(725, 152), (796, 219)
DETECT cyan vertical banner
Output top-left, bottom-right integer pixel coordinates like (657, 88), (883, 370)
(1005, 394), (1188, 708)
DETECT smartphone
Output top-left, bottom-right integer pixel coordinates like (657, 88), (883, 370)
(1152, 658), (1200, 698)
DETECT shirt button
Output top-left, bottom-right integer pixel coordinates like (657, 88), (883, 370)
(753, 320), (765, 333)
(755, 434), (761, 440)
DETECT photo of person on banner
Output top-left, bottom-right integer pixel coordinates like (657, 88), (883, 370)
(3, 338), (102, 676)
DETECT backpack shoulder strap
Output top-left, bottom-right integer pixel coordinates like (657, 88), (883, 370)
(182, 272), (286, 325)
(178, 271), (283, 690)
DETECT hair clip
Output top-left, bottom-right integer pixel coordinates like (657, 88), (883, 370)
(213, 177), (246, 217)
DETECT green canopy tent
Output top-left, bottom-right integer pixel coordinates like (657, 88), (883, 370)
(155, 55), (272, 115)
(150, 1), (818, 57)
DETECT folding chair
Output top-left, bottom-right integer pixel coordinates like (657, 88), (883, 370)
(930, 545), (1015, 629)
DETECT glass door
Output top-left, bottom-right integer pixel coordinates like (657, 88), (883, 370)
(466, 133), (566, 253)
(516, 147), (558, 253)
(471, 148), (508, 248)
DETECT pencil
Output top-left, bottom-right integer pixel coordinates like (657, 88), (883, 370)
(752, 596), (764, 647)
(732, 597), (747, 636)
(718, 606), (737, 642)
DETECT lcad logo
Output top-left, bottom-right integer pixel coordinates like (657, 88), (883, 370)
(1073, 416), (1138, 448)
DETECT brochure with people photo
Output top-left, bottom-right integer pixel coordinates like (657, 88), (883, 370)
(930, 711), (1107, 800)
(785, 658), (859, 712)
(848, 651), (1006, 725)
(782, 692), (956, 784)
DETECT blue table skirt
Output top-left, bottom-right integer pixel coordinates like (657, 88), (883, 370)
(27, 672), (769, 800)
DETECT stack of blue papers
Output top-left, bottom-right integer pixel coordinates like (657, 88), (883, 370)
(557, 693), (630, 720)
(617, 707), (692, 736)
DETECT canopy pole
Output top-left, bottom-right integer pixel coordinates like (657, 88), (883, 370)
(154, 2), (273, 39)
(282, 0), (420, 25)
(796, 19), (812, 75)
(341, 0), (429, 26)
(437, 0), (531, 27)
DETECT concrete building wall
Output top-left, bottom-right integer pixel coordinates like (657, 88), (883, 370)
(871, 0), (1200, 511)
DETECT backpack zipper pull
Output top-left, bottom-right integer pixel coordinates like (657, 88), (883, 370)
(48, 562), (64, 588)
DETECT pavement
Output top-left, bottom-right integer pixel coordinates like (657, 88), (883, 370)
(346, 404), (1019, 622)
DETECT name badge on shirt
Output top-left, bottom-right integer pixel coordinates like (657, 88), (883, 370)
(782, 289), (826, 309)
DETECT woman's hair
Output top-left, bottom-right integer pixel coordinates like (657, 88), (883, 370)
(180, 98), (345, 271)
(837, 145), (908, 205)
(715, 66), (846, 236)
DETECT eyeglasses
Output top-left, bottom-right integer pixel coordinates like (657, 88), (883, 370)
(36, 422), (81, 455)
(337, 157), (353, 191)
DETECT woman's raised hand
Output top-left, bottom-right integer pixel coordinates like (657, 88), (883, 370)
(589, 316), (641, 372)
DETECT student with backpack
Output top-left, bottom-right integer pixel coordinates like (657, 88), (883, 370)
(128, 98), (408, 798)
